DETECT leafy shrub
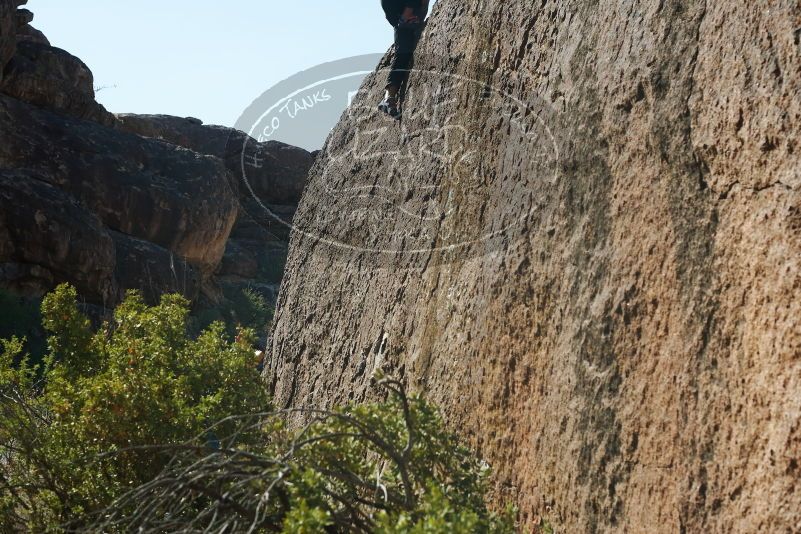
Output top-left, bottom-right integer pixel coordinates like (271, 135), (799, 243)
(94, 377), (515, 533)
(0, 285), (514, 533)
(231, 286), (273, 333)
(0, 284), (268, 532)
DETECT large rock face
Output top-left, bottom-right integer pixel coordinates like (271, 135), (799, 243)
(268, 0), (801, 532)
(0, 169), (116, 303)
(114, 113), (314, 307)
(0, 0), (114, 124)
(2, 40), (116, 125)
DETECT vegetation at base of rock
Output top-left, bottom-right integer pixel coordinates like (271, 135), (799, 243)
(0, 284), (268, 532)
(193, 285), (275, 338)
(0, 289), (44, 361)
(538, 518), (554, 534)
(0, 284), (513, 533)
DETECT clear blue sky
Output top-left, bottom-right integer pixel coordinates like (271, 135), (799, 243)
(29, 1), (425, 127)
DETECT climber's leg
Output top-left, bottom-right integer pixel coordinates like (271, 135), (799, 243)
(378, 89), (401, 120)
(379, 5), (428, 119)
(378, 1), (428, 119)
(379, 26), (416, 120)
(387, 23), (419, 90)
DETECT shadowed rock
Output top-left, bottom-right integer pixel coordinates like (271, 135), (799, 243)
(0, 1), (312, 324)
(115, 113), (315, 307)
(116, 113), (314, 205)
(2, 41), (115, 125)
(16, 23), (47, 45)
(111, 231), (200, 304)
(0, 169), (116, 303)
(0, 0), (25, 82)
(0, 94), (239, 277)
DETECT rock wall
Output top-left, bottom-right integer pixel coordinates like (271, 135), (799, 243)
(0, 95), (238, 275)
(116, 114), (312, 206)
(0, 0), (24, 81)
(114, 114), (314, 305)
(0, 88), (238, 305)
(268, 0), (801, 532)
(1, 1), (113, 124)
(2, 39), (116, 125)
(0, 4), (313, 311)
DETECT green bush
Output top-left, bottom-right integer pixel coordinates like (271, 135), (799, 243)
(230, 286), (273, 333)
(0, 284), (514, 533)
(193, 286), (274, 339)
(0, 284), (268, 532)
(95, 377), (516, 533)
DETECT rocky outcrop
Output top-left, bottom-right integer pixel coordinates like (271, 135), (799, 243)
(0, 4), (311, 311)
(2, 40), (115, 125)
(0, 169), (116, 303)
(1, 1), (113, 124)
(0, 0), (24, 81)
(268, 0), (801, 532)
(16, 23), (47, 46)
(0, 92), (236, 304)
(111, 231), (200, 304)
(116, 114), (313, 205)
(0, 93), (238, 277)
(115, 113), (314, 305)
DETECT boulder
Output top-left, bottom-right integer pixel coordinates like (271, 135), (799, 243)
(235, 198), (296, 244)
(115, 114), (311, 296)
(217, 239), (259, 280)
(111, 231), (200, 304)
(13, 6), (30, 27)
(0, 93), (239, 276)
(0, 1), (111, 124)
(116, 114), (313, 204)
(0, 3), (312, 318)
(0, 169), (204, 306)
(0, 169), (116, 303)
(1, 41), (115, 125)
(267, 0), (801, 532)
(17, 23), (48, 45)
(115, 114), (236, 157)
(0, 0), (24, 81)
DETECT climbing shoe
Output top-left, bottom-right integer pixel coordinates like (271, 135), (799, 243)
(378, 93), (401, 120)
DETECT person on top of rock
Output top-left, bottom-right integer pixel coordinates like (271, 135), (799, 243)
(378, 0), (429, 120)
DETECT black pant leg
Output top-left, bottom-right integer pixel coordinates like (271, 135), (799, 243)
(387, 23), (424, 89)
(388, 25), (413, 88)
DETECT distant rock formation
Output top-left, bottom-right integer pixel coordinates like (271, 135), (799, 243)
(115, 113), (314, 307)
(267, 0), (801, 532)
(3, 39), (116, 125)
(0, 93), (237, 304)
(116, 114), (312, 206)
(0, 0), (24, 82)
(0, 1), (313, 315)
